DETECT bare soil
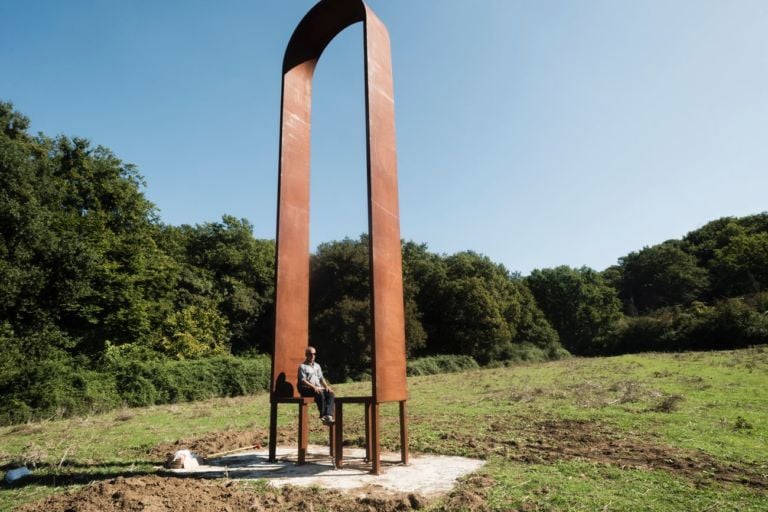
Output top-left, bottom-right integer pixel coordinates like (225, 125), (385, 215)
(16, 418), (767, 511)
(147, 428), (272, 462)
(481, 418), (767, 489)
(16, 475), (426, 512)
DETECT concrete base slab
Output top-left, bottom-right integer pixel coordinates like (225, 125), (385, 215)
(170, 444), (485, 497)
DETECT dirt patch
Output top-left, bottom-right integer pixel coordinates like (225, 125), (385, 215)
(431, 474), (495, 512)
(147, 419), (767, 491)
(18, 417), (766, 511)
(495, 419), (767, 489)
(16, 475), (428, 512)
(147, 428), (275, 462)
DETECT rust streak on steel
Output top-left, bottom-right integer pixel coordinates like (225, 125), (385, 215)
(269, 0), (408, 473)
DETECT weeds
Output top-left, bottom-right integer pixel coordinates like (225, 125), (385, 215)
(649, 394), (684, 413)
(734, 416), (754, 431)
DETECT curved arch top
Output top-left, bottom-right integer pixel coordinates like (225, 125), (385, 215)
(272, 0), (407, 405)
(282, 0), (368, 73)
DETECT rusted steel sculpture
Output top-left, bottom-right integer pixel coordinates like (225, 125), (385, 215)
(268, 0), (408, 474)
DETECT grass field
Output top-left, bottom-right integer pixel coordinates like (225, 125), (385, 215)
(1, 347), (766, 511)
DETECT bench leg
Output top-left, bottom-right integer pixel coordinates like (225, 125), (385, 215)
(268, 401), (278, 462)
(399, 400), (409, 465)
(364, 402), (371, 462)
(329, 421), (335, 458)
(334, 402), (344, 468)
(370, 402), (381, 475)
(298, 401), (308, 464)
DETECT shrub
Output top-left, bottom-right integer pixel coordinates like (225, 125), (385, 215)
(0, 350), (121, 424)
(605, 296), (768, 354)
(0, 340), (272, 425)
(504, 342), (570, 363)
(107, 354), (271, 406)
(406, 354), (479, 376)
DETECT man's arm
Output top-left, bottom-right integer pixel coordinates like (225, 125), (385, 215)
(317, 365), (333, 392)
(302, 378), (320, 391)
(298, 366), (313, 391)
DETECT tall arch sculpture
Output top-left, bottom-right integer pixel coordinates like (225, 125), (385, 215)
(268, 0), (408, 474)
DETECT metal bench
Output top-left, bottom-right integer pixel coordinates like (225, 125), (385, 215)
(333, 397), (408, 473)
(268, 396), (335, 464)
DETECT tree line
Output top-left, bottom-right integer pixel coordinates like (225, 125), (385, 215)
(1, 100), (766, 422)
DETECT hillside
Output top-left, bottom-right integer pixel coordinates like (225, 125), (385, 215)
(1, 348), (766, 511)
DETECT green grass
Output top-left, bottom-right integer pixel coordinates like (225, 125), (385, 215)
(483, 459), (766, 512)
(1, 347), (767, 511)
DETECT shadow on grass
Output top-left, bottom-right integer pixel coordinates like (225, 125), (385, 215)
(1, 455), (340, 490)
(1, 460), (159, 489)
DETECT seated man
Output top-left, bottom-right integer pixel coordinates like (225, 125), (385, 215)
(297, 346), (335, 425)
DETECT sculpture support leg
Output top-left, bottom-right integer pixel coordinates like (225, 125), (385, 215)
(268, 401), (278, 462)
(334, 402), (344, 468)
(399, 400), (408, 464)
(329, 421), (335, 458)
(370, 402), (381, 474)
(364, 401), (371, 462)
(298, 401), (308, 464)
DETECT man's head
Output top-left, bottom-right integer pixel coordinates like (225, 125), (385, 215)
(305, 346), (317, 361)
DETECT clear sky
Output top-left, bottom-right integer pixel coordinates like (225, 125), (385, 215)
(2, 0), (766, 275)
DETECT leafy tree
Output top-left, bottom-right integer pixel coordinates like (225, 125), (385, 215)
(615, 241), (708, 314)
(309, 236), (432, 380)
(418, 251), (561, 364)
(684, 217), (748, 266)
(159, 304), (230, 359)
(683, 213), (768, 298)
(0, 101), (169, 355)
(309, 237), (372, 380)
(527, 266), (622, 355)
(710, 233), (768, 296)
(401, 241), (441, 355)
(684, 214), (768, 265)
(438, 275), (512, 363)
(176, 216), (275, 354)
(401, 241), (445, 354)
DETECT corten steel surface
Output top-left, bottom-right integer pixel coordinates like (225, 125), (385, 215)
(269, 0), (408, 474)
(272, 0), (407, 403)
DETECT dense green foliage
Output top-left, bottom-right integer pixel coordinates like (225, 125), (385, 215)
(608, 294), (768, 354)
(156, 218), (276, 356)
(2, 100), (767, 424)
(0, 102), (275, 361)
(595, 214), (768, 354)
(525, 215), (768, 356)
(0, 102), (278, 423)
(310, 238), (563, 381)
(0, 341), (271, 425)
(526, 266), (622, 355)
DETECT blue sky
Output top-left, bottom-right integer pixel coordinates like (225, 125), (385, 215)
(2, 0), (766, 275)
